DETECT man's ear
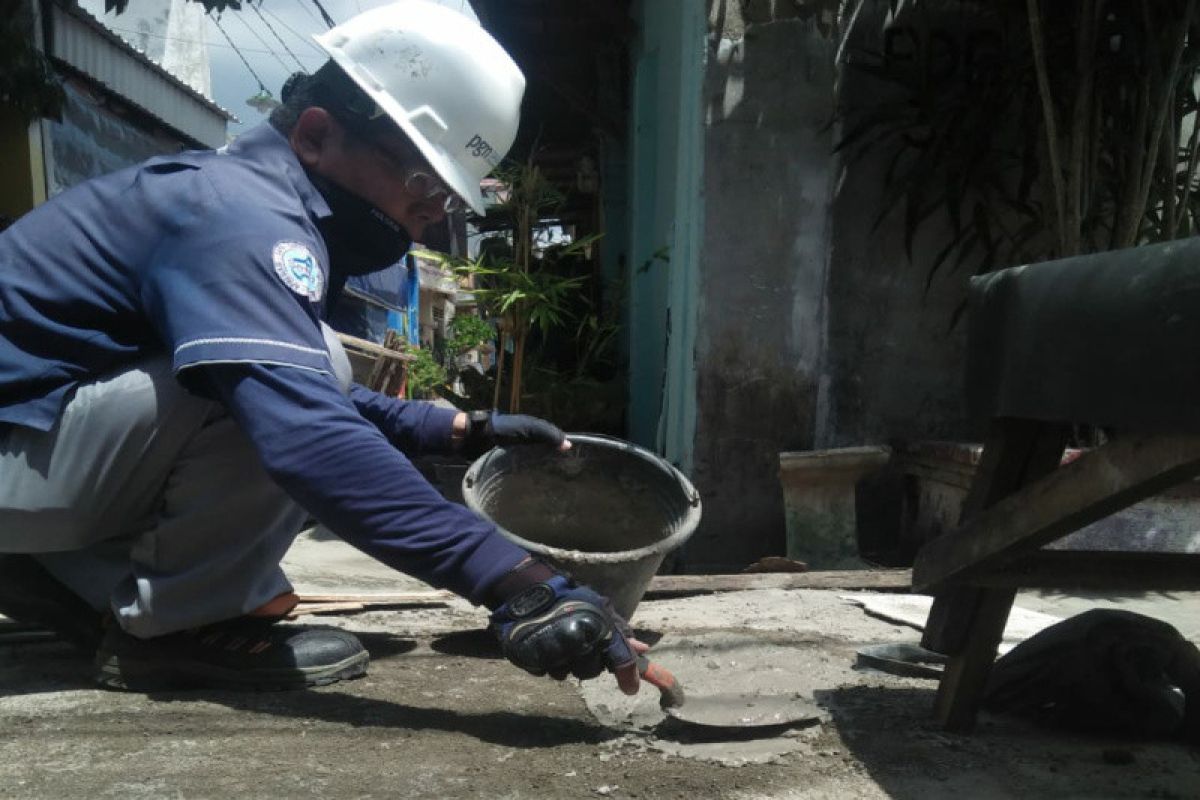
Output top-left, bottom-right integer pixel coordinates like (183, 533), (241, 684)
(290, 108), (338, 169)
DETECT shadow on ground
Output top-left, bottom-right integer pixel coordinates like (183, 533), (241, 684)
(820, 684), (1200, 799)
(354, 631), (419, 660)
(429, 627), (665, 661)
(430, 628), (502, 659)
(0, 642), (95, 696)
(145, 680), (615, 749)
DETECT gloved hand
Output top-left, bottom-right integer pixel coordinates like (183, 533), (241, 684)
(461, 410), (568, 458)
(489, 571), (636, 683)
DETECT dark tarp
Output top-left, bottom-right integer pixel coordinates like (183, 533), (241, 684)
(966, 237), (1200, 433)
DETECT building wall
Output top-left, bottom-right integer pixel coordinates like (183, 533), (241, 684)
(687, 1), (837, 570)
(684, 0), (974, 570)
(821, 2), (975, 449)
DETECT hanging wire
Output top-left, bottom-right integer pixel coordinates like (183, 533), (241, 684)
(103, 25), (295, 57)
(208, 10), (270, 94)
(310, 0), (338, 30)
(231, 6), (293, 73)
(296, 0), (324, 28)
(258, 4), (327, 59)
(251, 1), (308, 71)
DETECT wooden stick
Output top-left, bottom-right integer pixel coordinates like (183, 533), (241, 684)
(296, 591), (453, 605)
(292, 602), (367, 616)
(644, 570), (911, 597)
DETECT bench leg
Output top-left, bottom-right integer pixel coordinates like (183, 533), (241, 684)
(918, 419), (1063, 731)
(930, 587), (1015, 732)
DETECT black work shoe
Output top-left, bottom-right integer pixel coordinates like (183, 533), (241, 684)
(0, 554), (103, 653)
(94, 617), (369, 691)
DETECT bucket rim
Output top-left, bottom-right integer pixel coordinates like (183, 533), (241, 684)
(462, 432), (703, 564)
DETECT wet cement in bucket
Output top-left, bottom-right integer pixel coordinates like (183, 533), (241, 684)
(472, 449), (677, 553)
(465, 435), (702, 618)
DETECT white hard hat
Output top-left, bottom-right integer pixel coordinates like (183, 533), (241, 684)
(313, 1), (524, 215)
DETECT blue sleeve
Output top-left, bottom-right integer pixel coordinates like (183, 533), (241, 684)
(140, 181), (335, 378)
(348, 383), (460, 456)
(200, 362), (527, 603)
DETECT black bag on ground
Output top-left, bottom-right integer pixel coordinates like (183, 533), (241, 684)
(983, 609), (1200, 741)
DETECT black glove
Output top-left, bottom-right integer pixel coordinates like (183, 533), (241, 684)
(488, 565), (635, 682)
(461, 410), (566, 458)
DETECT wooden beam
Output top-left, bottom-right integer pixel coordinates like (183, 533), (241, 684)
(296, 592), (453, 605)
(922, 419), (1066, 654)
(644, 570), (911, 597)
(933, 587), (1016, 732)
(920, 419), (1065, 731)
(335, 333), (415, 362)
(913, 434), (1200, 591)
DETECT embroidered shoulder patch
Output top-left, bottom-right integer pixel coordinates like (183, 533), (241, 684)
(272, 241), (324, 302)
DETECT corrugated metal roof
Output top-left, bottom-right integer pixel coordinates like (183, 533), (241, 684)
(48, 1), (235, 149)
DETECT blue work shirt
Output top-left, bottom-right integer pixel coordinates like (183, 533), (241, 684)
(0, 123), (527, 604)
(0, 123), (337, 429)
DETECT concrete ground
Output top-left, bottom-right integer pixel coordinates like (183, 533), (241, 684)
(2, 529), (1199, 798)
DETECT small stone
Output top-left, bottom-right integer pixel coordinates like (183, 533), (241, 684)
(594, 785), (616, 796)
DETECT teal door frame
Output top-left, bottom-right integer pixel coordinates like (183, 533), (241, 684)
(626, 0), (705, 473)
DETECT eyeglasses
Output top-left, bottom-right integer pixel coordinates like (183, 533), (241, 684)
(403, 171), (467, 215)
(361, 136), (467, 214)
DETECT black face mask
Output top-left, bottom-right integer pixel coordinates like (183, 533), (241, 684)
(308, 173), (413, 278)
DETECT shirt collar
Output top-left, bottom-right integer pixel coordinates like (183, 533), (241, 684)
(224, 123), (332, 220)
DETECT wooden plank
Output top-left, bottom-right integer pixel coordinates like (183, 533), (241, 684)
(961, 419), (1069, 520)
(292, 602), (366, 616)
(978, 550), (1200, 591)
(336, 332), (415, 362)
(644, 570), (911, 596)
(933, 587), (1016, 732)
(913, 433), (1200, 591)
(921, 419), (1066, 654)
(296, 592), (453, 605)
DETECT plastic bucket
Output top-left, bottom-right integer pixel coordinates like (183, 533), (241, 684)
(462, 433), (702, 619)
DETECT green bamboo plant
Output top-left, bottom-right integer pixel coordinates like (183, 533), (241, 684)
(835, 0), (1200, 286)
(415, 156), (600, 412)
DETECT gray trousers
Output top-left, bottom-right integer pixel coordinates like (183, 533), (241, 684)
(0, 326), (354, 638)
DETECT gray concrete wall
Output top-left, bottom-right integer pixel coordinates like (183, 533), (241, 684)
(687, 1), (836, 570)
(822, 153), (973, 447)
(687, 0), (977, 571)
(820, 5), (975, 449)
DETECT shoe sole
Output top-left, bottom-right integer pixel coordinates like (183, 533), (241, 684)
(93, 649), (370, 692)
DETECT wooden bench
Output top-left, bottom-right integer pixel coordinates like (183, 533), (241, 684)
(912, 237), (1200, 731)
(336, 330), (414, 397)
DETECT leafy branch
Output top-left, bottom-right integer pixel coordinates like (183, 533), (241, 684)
(836, 0), (1200, 294)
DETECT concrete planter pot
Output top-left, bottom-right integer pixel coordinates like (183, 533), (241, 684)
(778, 446), (892, 569)
(895, 441), (1200, 557)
